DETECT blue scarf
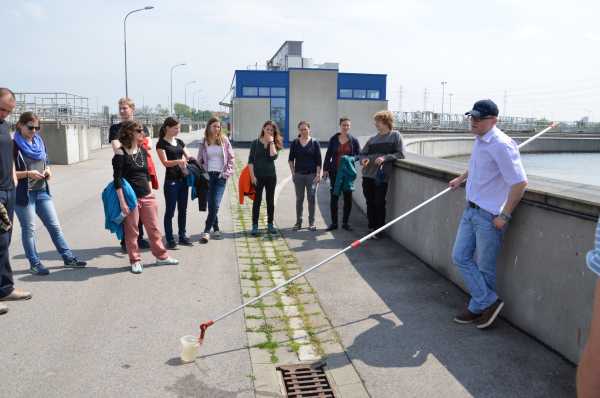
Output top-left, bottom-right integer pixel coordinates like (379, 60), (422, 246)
(14, 132), (47, 161)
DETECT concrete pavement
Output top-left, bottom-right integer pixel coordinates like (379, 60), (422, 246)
(1, 135), (253, 397)
(1, 139), (578, 398)
(263, 147), (577, 398)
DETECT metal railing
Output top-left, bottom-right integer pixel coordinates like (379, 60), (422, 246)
(9, 92), (91, 125)
(394, 111), (600, 133)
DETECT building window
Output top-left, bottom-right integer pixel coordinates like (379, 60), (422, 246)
(271, 87), (286, 97)
(339, 89), (353, 98)
(367, 90), (380, 99)
(270, 98), (286, 138)
(353, 89), (367, 99)
(242, 86), (258, 96)
(258, 87), (270, 97)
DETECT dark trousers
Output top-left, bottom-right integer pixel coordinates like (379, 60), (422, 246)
(0, 189), (15, 298)
(252, 176), (277, 226)
(163, 179), (189, 242)
(329, 171), (352, 225)
(362, 177), (388, 230)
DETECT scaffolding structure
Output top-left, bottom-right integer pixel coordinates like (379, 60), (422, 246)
(9, 92), (95, 126)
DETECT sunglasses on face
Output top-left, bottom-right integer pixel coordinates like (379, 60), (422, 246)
(26, 125), (41, 131)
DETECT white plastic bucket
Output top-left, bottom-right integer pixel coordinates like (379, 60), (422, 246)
(180, 335), (199, 363)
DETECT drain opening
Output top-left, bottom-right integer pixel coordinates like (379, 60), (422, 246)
(277, 361), (336, 397)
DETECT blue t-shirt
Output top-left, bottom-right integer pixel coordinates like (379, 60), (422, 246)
(288, 138), (322, 174)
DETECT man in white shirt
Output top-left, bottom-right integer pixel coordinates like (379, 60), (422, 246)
(449, 99), (528, 329)
(577, 219), (600, 397)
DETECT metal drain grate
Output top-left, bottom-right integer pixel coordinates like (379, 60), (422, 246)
(277, 361), (336, 397)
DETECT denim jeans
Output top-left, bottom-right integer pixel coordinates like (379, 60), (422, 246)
(452, 206), (504, 313)
(15, 190), (74, 267)
(163, 179), (189, 242)
(204, 172), (226, 233)
(0, 189), (15, 297)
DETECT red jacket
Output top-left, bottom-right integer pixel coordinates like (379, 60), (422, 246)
(238, 165), (256, 204)
(141, 137), (159, 190)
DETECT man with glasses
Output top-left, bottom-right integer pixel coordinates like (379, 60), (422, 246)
(0, 88), (32, 315)
(449, 99), (528, 329)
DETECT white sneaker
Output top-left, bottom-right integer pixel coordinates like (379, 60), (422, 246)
(212, 230), (223, 240)
(131, 262), (143, 274)
(200, 232), (210, 243)
(0, 303), (8, 315)
(156, 257), (179, 266)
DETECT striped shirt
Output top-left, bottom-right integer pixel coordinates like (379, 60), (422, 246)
(587, 218), (600, 276)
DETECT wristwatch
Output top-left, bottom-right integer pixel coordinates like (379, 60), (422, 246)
(499, 213), (512, 222)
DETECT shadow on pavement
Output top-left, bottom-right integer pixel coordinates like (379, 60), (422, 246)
(280, 181), (578, 397)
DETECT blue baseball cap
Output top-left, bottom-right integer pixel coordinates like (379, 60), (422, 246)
(465, 99), (499, 118)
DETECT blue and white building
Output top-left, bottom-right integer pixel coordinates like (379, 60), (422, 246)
(230, 41), (388, 144)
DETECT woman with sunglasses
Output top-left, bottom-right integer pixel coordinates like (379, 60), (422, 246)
(13, 112), (86, 275)
(248, 120), (283, 236)
(113, 121), (178, 274)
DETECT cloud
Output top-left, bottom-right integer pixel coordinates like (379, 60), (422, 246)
(20, 1), (45, 19)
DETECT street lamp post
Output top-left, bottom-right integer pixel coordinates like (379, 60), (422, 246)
(440, 81), (447, 116)
(170, 63), (187, 115)
(448, 93), (453, 115)
(124, 6), (154, 97)
(192, 89), (203, 114)
(184, 80), (197, 109)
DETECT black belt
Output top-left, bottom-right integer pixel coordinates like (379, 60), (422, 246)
(468, 201), (481, 210)
(468, 201), (498, 216)
(296, 171), (315, 175)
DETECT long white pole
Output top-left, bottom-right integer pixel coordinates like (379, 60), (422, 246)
(198, 122), (559, 339)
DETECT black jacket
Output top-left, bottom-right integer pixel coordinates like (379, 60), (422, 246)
(186, 159), (210, 212)
(323, 133), (361, 174)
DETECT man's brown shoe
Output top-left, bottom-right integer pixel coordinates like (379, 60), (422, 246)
(454, 309), (482, 324)
(0, 303), (7, 315)
(0, 288), (32, 301)
(476, 299), (504, 329)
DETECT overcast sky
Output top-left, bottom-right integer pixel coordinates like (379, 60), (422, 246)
(2, 0), (599, 121)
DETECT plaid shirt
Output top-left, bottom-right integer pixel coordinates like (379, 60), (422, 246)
(587, 217), (600, 276)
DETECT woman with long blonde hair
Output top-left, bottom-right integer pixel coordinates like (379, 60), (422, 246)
(197, 117), (235, 243)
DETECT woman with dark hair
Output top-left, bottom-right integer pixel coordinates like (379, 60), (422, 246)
(323, 117), (361, 231)
(156, 117), (192, 249)
(197, 117), (235, 243)
(248, 120), (283, 236)
(113, 121), (178, 274)
(13, 112), (86, 275)
(288, 121), (321, 231)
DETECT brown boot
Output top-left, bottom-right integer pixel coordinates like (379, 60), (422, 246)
(476, 299), (504, 329)
(454, 308), (482, 324)
(0, 288), (32, 301)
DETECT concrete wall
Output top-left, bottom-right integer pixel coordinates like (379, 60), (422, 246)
(232, 97), (270, 142)
(406, 135), (600, 158)
(337, 99), (388, 137)
(353, 147), (600, 364)
(87, 127), (102, 151)
(289, 69), (338, 141)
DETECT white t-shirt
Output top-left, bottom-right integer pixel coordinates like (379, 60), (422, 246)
(207, 144), (224, 172)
